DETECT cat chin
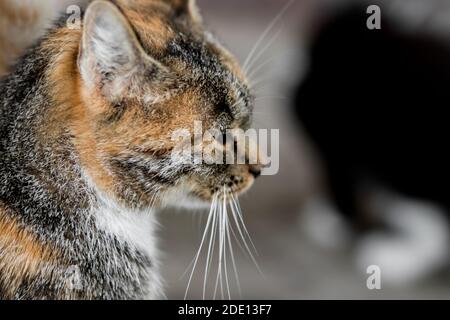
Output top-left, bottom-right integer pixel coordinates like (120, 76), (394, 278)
(179, 197), (211, 210)
(163, 192), (212, 211)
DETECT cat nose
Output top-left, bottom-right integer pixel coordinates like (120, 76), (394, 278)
(249, 166), (261, 178)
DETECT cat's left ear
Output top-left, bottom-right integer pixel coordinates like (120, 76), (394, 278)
(170, 0), (202, 22)
(78, 0), (161, 99)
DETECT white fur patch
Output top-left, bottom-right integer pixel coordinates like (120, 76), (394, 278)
(93, 193), (165, 299)
(300, 196), (352, 250)
(356, 191), (450, 286)
(82, 167), (164, 299)
(94, 198), (159, 260)
(301, 190), (449, 286)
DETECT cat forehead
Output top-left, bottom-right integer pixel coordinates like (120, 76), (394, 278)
(114, 0), (199, 53)
(165, 37), (252, 118)
(114, 0), (246, 80)
(112, 0), (251, 117)
(127, 9), (248, 94)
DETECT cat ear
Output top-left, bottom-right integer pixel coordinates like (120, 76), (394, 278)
(78, 0), (146, 98)
(169, 0), (202, 22)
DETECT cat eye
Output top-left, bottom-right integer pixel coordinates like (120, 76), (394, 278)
(216, 100), (232, 114)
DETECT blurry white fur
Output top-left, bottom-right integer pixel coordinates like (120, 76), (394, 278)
(356, 190), (449, 286)
(301, 196), (352, 251)
(302, 189), (450, 286)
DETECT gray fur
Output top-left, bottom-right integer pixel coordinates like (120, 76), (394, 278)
(0, 27), (162, 301)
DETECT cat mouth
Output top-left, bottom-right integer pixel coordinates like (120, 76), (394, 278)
(190, 180), (256, 203)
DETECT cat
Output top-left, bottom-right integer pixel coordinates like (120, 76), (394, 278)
(294, 4), (450, 285)
(0, 0), (261, 299)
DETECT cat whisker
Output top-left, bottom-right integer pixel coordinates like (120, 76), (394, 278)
(149, 190), (161, 208)
(186, 188), (261, 300)
(179, 256), (196, 281)
(243, 0), (294, 74)
(231, 193), (260, 257)
(213, 189), (226, 300)
(248, 57), (276, 85)
(202, 192), (219, 299)
(248, 47), (294, 85)
(230, 193), (263, 276)
(225, 194), (242, 298)
(184, 193), (217, 300)
(247, 27), (284, 80)
(255, 95), (287, 102)
(250, 76), (276, 92)
(222, 190), (232, 300)
(228, 215), (250, 259)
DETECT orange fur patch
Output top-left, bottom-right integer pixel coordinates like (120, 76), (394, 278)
(42, 26), (119, 197)
(0, 204), (60, 298)
(125, 8), (175, 54)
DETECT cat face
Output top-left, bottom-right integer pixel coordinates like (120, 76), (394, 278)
(77, 0), (261, 208)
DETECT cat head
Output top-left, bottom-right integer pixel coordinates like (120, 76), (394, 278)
(75, 0), (262, 208)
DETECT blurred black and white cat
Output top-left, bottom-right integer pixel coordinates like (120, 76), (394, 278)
(295, 1), (450, 285)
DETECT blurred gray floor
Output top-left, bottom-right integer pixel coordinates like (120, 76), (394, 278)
(159, 0), (450, 299)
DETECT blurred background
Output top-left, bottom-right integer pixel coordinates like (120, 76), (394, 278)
(160, 0), (450, 299)
(2, 0), (450, 299)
